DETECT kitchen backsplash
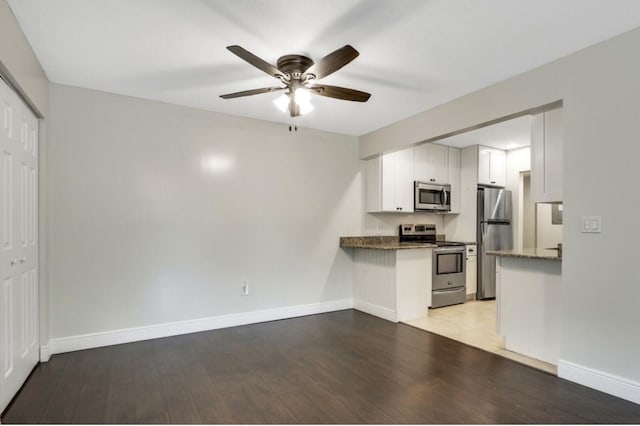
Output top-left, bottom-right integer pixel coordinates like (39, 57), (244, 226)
(362, 212), (445, 236)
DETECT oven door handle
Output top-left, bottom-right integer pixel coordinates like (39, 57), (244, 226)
(433, 287), (464, 294)
(434, 246), (466, 253)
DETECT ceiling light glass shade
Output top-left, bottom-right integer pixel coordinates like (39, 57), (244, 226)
(273, 89), (314, 115)
(294, 88), (311, 104)
(273, 93), (290, 113)
(294, 88), (314, 115)
(298, 100), (314, 115)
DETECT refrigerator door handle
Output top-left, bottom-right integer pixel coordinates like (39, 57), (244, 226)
(487, 219), (510, 225)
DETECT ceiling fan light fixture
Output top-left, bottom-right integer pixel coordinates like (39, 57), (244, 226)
(294, 88), (314, 115)
(273, 93), (290, 113)
(273, 90), (314, 116)
(298, 101), (314, 115)
(294, 88), (311, 104)
(223, 45), (369, 118)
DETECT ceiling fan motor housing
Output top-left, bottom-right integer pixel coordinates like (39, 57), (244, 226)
(276, 55), (314, 80)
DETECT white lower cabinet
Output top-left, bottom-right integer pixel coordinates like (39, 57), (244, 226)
(497, 256), (561, 365)
(352, 248), (431, 322)
(465, 245), (477, 297)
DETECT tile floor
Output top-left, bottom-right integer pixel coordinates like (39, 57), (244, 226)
(405, 299), (557, 374)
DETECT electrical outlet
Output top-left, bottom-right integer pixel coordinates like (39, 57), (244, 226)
(241, 281), (249, 296)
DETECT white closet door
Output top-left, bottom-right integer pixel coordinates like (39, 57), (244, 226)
(0, 77), (38, 414)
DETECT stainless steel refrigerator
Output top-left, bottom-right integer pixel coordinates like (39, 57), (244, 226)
(477, 187), (513, 299)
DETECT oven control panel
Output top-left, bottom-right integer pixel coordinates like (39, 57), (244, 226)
(399, 223), (436, 236)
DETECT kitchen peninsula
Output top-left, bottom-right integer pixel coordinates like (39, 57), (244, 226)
(489, 248), (562, 365)
(340, 236), (434, 322)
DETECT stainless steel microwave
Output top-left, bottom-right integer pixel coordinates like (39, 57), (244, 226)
(414, 181), (451, 212)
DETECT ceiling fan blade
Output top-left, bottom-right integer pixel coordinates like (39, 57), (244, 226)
(220, 86), (285, 99)
(226, 45), (286, 80)
(302, 45), (359, 81)
(309, 84), (371, 102)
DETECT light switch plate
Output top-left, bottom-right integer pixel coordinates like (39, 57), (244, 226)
(581, 215), (602, 233)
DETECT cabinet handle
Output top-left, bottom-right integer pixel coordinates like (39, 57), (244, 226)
(10, 259), (17, 266)
(20, 258), (26, 264)
(491, 181), (496, 184)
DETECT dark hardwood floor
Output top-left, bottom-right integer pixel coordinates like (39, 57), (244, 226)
(3, 309), (640, 424)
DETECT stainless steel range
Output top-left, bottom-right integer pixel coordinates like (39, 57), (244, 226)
(399, 224), (466, 308)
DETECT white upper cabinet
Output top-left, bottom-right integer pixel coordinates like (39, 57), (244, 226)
(366, 148), (415, 213)
(531, 109), (563, 203)
(477, 146), (506, 187)
(447, 146), (461, 214)
(414, 143), (449, 184)
(366, 144), (461, 214)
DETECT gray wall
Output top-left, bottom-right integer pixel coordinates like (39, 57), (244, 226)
(361, 28), (640, 388)
(48, 83), (361, 339)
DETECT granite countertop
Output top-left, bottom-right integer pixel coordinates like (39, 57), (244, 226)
(486, 248), (562, 261)
(339, 236), (437, 250)
(340, 236), (478, 250)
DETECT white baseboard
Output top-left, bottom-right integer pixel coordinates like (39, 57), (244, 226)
(558, 359), (640, 404)
(39, 344), (50, 362)
(49, 298), (354, 355)
(353, 299), (397, 322)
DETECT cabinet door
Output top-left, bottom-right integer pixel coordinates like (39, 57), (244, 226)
(367, 149), (414, 213)
(543, 109), (563, 200)
(415, 143), (448, 184)
(478, 146), (506, 187)
(448, 147), (461, 213)
(465, 245), (477, 296)
(531, 109), (563, 202)
(489, 149), (506, 187)
(478, 147), (492, 185)
(395, 148), (414, 212)
(381, 152), (397, 212)
(365, 156), (382, 213)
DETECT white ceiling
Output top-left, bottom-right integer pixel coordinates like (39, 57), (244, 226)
(8, 0), (640, 136)
(436, 115), (532, 151)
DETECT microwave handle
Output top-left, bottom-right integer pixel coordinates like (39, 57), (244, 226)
(442, 188), (448, 208)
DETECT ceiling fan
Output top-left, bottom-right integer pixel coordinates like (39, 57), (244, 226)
(220, 45), (371, 117)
